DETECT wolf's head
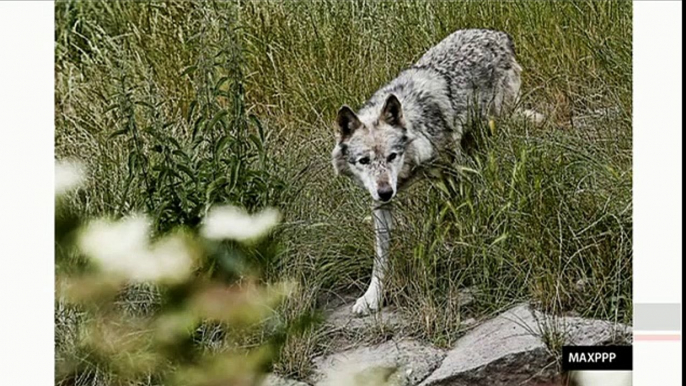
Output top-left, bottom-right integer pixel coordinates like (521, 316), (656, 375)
(331, 94), (410, 202)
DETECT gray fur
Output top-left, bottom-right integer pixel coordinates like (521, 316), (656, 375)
(331, 29), (537, 315)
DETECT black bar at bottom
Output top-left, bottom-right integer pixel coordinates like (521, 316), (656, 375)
(561, 345), (633, 371)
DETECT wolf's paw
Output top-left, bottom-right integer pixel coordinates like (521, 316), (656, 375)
(352, 291), (381, 316)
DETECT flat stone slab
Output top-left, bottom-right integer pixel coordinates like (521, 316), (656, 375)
(420, 304), (631, 386)
(312, 339), (446, 386)
(326, 304), (407, 333)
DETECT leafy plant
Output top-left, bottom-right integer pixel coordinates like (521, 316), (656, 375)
(55, 163), (306, 386)
(104, 1), (283, 232)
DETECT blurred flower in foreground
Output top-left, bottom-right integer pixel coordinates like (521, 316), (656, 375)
(201, 205), (280, 242)
(55, 159), (85, 196)
(191, 280), (296, 325)
(78, 215), (195, 284)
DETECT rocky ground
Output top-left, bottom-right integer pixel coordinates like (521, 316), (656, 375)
(262, 298), (631, 386)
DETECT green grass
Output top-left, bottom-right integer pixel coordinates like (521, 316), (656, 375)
(55, 0), (632, 383)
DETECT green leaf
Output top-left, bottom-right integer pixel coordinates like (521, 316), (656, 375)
(167, 136), (183, 150)
(153, 201), (170, 225)
(127, 152), (138, 175)
(207, 110), (229, 133)
(156, 169), (169, 189)
(147, 129), (167, 144)
(207, 176), (228, 201)
(248, 134), (264, 153)
(167, 168), (182, 181)
(138, 153), (149, 169)
(229, 160), (242, 191)
(103, 103), (118, 114)
(108, 128), (129, 139)
(177, 164), (196, 181)
(177, 188), (188, 209)
(180, 65), (197, 77)
(134, 101), (154, 110)
(490, 233), (509, 247)
(192, 117), (205, 140)
(213, 76), (231, 95)
(172, 149), (192, 162)
(249, 114), (265, 143)
(186, 100), (197, 123)
(215, 134), (233, 155)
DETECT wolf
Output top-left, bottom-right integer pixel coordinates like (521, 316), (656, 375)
(331, 29), (542, 315)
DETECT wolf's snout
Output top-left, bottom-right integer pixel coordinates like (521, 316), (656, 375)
(377, 186), (394, 202)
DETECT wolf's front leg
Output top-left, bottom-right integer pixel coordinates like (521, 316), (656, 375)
(352, 204), (392, 315)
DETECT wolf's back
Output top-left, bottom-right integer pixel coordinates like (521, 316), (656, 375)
(415, 29), (518, 78)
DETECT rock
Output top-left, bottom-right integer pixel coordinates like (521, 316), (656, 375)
(460, 318), (477, 329)
(562, 315), (632, 345)
(324, 287), (477, 336)
(260, 374), (310, 386)
(315, 300), (630, 386)
(456, 287), (477, 307)
(312, 339), (446, 386)
(326, 304), (406, 333)
(570, 370), (632, 386)
(571, 106), (622, 130)
(420, 304), (631, 386)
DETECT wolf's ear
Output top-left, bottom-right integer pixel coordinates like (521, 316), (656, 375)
(336, 105), (361, 139)
(380, 94), (403, 127)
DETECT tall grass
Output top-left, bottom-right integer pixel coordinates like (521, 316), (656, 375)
(56, 0), (632, 381)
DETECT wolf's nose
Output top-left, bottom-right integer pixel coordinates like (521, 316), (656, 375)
(377, 187), (394, 202)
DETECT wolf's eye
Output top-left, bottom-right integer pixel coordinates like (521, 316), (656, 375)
(387, 153), (397, 162)
(358, 157), (370, 165)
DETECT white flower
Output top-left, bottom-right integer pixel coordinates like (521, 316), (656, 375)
(201, 205), (280, 242)
(145, 236), (195, 284)
(78, 216), (150, 265)
(77, 215), (194, 284)
(55, 159), (85, 196)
